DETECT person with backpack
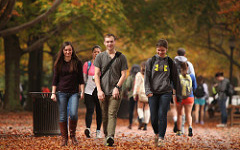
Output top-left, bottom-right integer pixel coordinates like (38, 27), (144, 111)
(145, 39), (182, 147)
(83, 45), (102, 138)
(214, 72), (233, 127)
(94, 34), (128, 146)
(194, 75), (209, 125)
(173, 48), (196, 134)
(176, 62), (197, 137)
(125, 64), (140, 129)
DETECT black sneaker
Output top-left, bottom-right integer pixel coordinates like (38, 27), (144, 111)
(173, 122), (177, 133)
(84, 128), (91, 138)
(106, 137), (114, 146)
(188, 128), (193, 137)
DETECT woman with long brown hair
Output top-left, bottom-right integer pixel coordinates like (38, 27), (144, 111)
(51, 41), (84, 146)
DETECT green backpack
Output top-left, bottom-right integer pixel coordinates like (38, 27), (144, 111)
(179, 74), (192, 99)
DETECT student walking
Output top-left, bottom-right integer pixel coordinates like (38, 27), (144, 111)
(176, 62), (197, 137)
(214, 72), (232, 127)
(133, 61), (150, 130)
(51, 41), (84, 146)
(83, 45), (102, 138)
(126, 65), (140, 129)
(94, 34), (128, 146)
(145, 39), (182, 147)
(194, 75), (209, 124)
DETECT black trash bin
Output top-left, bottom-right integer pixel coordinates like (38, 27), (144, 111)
(30, 92), (60, 136)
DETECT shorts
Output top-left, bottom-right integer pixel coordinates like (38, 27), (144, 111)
(176, 97), (194, 105)
(194, 98), (205, 105)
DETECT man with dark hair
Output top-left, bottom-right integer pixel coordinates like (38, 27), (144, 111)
(214, 72), (230, 127)
(94, 33), (128, 146)
(175, 48), (195, 75)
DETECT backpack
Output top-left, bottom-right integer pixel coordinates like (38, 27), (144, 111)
(179, 74), (192, 99)
(226, 82), (234, 97)
(194, 84), (205, 98)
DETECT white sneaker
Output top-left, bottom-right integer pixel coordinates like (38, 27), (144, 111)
(216, 124), (227, 127)
(84, 128), (91, 138)
(96, 130), (101, 138)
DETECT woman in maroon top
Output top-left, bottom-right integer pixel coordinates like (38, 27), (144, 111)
(51, 41), (84, 146)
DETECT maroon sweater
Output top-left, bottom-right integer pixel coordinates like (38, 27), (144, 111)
(52, 60), (84, 93)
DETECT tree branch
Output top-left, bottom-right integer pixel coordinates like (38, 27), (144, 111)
(0, 0), (62, 37)
(22, 18), (77, 54)
(0, 0), (16, 30)
(0, 0), (8, 11)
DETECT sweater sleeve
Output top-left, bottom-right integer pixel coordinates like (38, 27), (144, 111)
(171, 60), (182, 102)
(52, 67), (59, 86)
(144, 58), (152, 96)
(78, 61), (84, 85)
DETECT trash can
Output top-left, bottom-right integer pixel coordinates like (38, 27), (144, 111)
(29, 92), (60, 136)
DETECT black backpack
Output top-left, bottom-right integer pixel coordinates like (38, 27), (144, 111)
(194, 84), (205, 98)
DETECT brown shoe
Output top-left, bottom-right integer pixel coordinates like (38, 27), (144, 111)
(59, 122), (68, 146)
(69, 119), (78, 145)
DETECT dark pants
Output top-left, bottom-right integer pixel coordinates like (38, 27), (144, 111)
(129, 97), (137, 125)
(218, 98), (227, 124)
(148, 92), (172, 139)
(85, 93), (102, 130)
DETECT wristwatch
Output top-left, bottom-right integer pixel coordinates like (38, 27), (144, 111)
(115, 85), (121, 90)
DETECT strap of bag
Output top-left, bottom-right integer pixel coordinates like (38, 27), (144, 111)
(100, 51), (121, 79)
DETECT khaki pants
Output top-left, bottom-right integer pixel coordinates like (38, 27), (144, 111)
(100, 95), (122, 138)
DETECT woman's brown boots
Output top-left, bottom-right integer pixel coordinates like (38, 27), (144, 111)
(59, 120), (78, 146)
(59, 122), (68, 146)
(69, 119), (78, 145)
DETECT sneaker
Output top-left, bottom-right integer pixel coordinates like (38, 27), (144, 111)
(105, 136), (114, 146)
(200, 121), (204, 125)
(216, 124), (227, 127)
(173, 122), (177, 133)
(96, 130), (101, 138)
(157, 138), (165, 147)
(176, 130), (183, 136)
(188, 128), (193, 137)
(84, 128), (91, 138)
(143, 124), (147, 131)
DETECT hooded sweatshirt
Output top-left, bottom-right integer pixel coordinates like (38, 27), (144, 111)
(145, 55), (182, 102)
(174, 56), (195, 76)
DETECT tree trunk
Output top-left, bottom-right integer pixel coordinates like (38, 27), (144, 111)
(3, 34), (22, 111)
(25, 37), (43, 111)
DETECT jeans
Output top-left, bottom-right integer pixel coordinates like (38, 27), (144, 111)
(129, 97), (137, 125)
(148, 92), (172, 139)
(85, 93), (102, 130)
(218, 98), (227, 124)
(57, 92), (79, 122)
(100, 95), (122, 138)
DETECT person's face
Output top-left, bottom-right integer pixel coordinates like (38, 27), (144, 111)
(92, 48), (101, 59)
(104, 36), (115, 51)
(63, 45), (73, 58)
(156, 46), (167, 58)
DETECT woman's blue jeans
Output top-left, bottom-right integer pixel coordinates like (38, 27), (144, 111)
(57, 92), (79, 122)
(148, 92), (172, 139)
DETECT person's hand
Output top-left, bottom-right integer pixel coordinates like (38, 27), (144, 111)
(80, 92), (84, 100)
(112, 87), (120, 100)
(98, 90), (105, 101)
(51, 94), (57, 102)
(147, 93), (153, 97)
(133, 95), (138, 101)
